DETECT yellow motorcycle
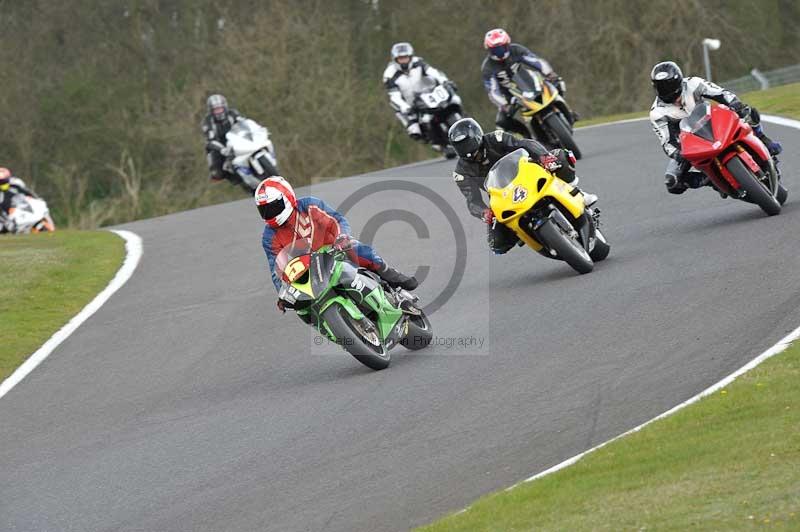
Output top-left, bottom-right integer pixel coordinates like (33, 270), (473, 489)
(485, 149), (609, 274)
(507, 66), (582, 159)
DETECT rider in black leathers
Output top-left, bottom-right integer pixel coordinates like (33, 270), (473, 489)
(448, 118), (596, 254)
(201, 94), (243, 182)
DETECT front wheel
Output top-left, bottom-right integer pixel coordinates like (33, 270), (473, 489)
(543, 112), (582, 160)
(321, 304), (391, 370)
(535, 218), (594, 274)
(256, 154), (279, 178)
(726, 156), (780, 216)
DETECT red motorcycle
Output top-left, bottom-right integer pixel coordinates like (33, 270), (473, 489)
(679, 102), (787, 216)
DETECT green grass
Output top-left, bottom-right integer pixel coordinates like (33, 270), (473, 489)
(576, 82), (800, 127)
(420, 82), (800, 531)
(0, 231), (125, 382)
(419, 344), (800, 531)
(742, 82), (800, 120)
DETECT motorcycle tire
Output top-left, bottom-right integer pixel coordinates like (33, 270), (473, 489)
(726, 156), (781, 216)
(590, 228), (610, 262)
(256, 154), (279, 178)
(321, 303), (391, 370)
(777, 183), (788, 206)
(400, 311), (433, 350)
(544, 112), (582, 160)
(536, 218), (593, 274)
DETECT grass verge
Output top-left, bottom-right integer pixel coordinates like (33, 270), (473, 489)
(420, 81), (800, 531)
(576, 81), (800, 127)
(0, 230), (125, 383)
(419, 343), (800, 531)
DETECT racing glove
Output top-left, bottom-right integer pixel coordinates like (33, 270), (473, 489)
(333, 233), (355, 252)
(276, 298), (295, 313)
(539, 153), (562, 172)
(729, 100), (751, 119)
(481, 208), (495, 225)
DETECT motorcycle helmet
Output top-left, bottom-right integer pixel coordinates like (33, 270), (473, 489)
(0, 167), (11, 192)
(448, 118), (484, 160)
(207, 94), (229, 122)
(391, 42), (414, 72)
(651, 61), (684, 103)
(254, 176), (297, 227)
(484, 28), (511, 61)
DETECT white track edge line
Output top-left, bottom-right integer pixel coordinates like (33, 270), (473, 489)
(502, 113), (800, 489)
(455, 112), (800, 511)
(517, 323), (800, 487)
(575, 116), (649, 130)
(0, 229), (143, 401)
(762, 114), (800, 129)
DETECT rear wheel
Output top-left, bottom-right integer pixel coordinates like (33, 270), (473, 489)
(400, 311), (433, 350)
(321, 304), (391, 370)
(544, 112), (582, 160)
(536, 218), (593, 274)
(726, 156), (780, 216)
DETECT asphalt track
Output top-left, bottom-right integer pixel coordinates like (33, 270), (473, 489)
(2, 120), (799, 532)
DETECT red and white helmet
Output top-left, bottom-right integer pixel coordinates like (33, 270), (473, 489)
(484, 28), (511, 61)
(254, 176), (297, 227)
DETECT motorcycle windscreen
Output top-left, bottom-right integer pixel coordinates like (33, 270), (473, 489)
(276, 238), (314, 283)
(513, 67), (543, 101)
(679, 102), (714, 142)
(228, 121), (256, 141)
(485, 148), (528, 190)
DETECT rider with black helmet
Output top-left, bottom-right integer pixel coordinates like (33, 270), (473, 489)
(448, 118), (597, 254)
(649, 61), (782, 195)
(201, 94), (244, 182)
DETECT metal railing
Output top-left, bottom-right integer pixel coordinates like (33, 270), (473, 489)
(721, 63), (800, 93)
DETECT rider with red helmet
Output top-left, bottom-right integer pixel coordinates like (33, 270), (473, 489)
(481, 28), (578, 139)
(256, 177), (418, 311)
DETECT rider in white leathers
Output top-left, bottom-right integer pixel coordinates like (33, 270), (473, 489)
(649, 61), (782, 194)
(382, 42), (454, 149)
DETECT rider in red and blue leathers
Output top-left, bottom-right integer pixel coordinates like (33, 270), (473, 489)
(255, 177), (418, 310)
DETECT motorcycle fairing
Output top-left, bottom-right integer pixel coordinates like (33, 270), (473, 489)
(679, 103), (773, 195)
(486, 149), (585, 251)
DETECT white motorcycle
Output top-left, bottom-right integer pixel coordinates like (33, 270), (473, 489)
(2, 195), (55, 234)
(413, 80), (464, 159)
(209, 118), (279, 195)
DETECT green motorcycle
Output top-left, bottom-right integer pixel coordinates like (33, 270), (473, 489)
(276, 238), (433, 370)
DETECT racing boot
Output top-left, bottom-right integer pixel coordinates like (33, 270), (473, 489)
(568, 177), (598, 207)
(753, 125), (782, 156)
(377, 263), (418, 291)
